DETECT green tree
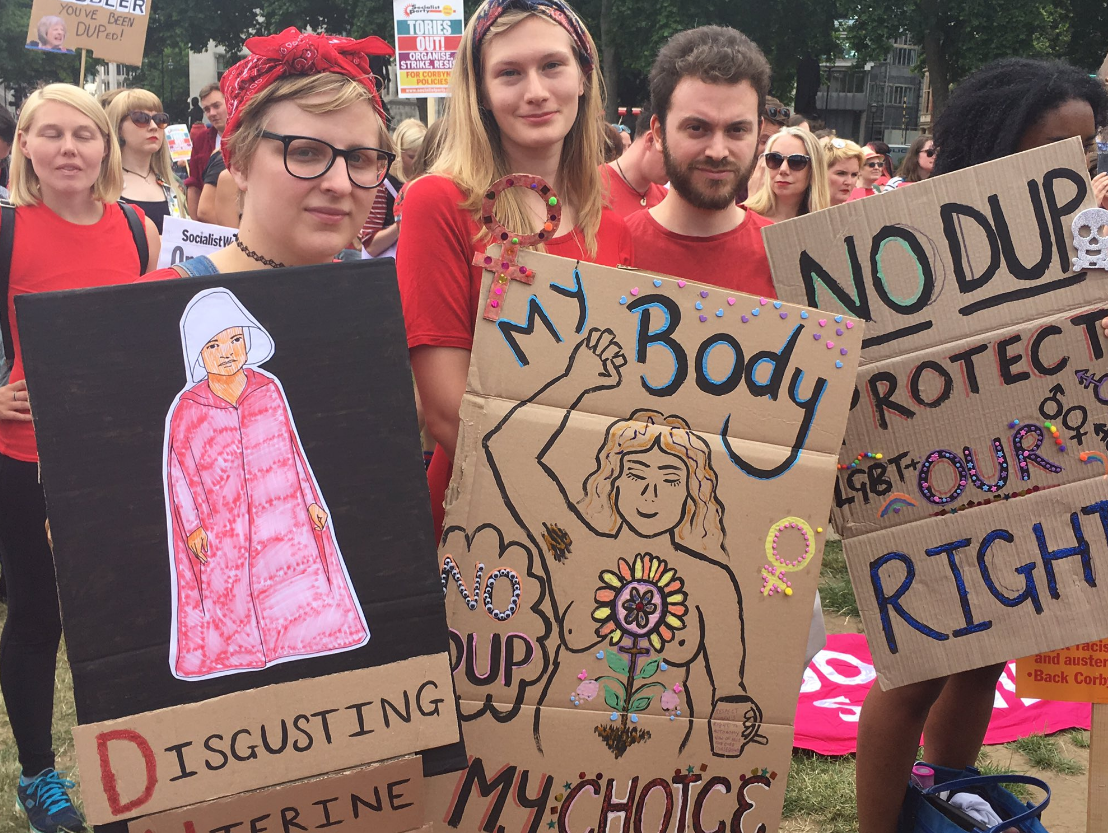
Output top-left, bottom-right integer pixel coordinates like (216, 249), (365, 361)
(841, 0), (1076, 121)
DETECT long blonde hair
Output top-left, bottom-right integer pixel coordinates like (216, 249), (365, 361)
(10, 83), (123, 206)
(579, 410), (728, 559)
(746, 127), (830, 217)
(106, 88), (188, 214)
(431, 4), (606, 255)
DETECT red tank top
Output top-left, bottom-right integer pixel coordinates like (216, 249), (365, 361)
(0, 201), (146, 462)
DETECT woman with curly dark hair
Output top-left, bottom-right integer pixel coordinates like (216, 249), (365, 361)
(856, 56), (1108, 833)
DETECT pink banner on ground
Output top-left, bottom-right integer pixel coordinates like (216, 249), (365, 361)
(794, 634), (1091, 756)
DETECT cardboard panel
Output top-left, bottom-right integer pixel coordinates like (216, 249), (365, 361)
(766, 139), (1108, 688)
(26, 0), (151, 65)
(424, 250), (861, 831)
(130, 756), (425, 833)
(16, 262), (464, 828)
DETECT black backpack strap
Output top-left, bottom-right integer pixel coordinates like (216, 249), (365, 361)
(0, 202), (15, 363)
(119, 202), (149, 274)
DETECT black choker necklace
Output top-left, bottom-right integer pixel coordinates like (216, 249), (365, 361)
(615, 159), (648, 206)
(235, 237), (287, 269)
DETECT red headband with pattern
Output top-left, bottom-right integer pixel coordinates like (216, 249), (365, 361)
(220, 27), (394, 165)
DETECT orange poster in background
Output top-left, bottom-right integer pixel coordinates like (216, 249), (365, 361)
(1015, 640), (1108, 703)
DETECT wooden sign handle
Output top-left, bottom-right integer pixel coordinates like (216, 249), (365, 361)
(1089, 703), (1108, 830)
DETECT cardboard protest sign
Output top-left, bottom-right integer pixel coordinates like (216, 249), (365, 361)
(424, 244), (862, 832)
(1016, 641), (1108, 703)
(16, 261), (462, 827)
(157, 217), (238, 271)
(26, 0), (151, 65)
(765, 138), (1108, 689)
(130, 754), (425, 833)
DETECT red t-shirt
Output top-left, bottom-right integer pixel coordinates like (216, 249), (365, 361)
(624, 208), (776, 299)
(601, 164), (667, 218)
(397, 174), (634, 536)
(1, 202), (147, 462)
(398, 174), (634, 352)
(185, 126), (217, 191)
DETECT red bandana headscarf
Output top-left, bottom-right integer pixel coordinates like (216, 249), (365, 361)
(472, 0), (594, 74)
(219, 27), (394, 165)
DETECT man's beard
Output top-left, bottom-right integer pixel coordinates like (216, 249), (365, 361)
(662, 133), (756, 211)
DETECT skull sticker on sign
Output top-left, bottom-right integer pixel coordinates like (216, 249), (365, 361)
(1072, 207), (1108, 271)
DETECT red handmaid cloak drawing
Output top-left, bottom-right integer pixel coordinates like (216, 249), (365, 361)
(164, 287), (369, 680)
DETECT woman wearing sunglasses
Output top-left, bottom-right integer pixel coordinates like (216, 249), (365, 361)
(107, 89), (188, 233)
(822, 136), (865, 206)
(885, 134), (935, 189)
(144, 28), (395, 280)
(745, 127), (829, 222)
(851, 144), (887, 199)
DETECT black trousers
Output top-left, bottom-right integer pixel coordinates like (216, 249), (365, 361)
(0, 454), (61, 776)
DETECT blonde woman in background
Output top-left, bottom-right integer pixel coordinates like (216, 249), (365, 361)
(392, 118), (428, 182)
(745, 127), (829, 222)
(822, 136), (865, 206)
(0, 83), (157, 833)
(108, 88), (188, 232)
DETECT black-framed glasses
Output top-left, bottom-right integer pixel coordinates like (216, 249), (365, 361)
(128, 111), (170, 129)
(764, 151), (810, 171)
(259, 131), (395, 189)
(764, 106), (791, 121)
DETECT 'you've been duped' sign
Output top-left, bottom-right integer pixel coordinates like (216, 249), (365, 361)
(766, 137), (1108, 689)
(426, 239), (862, 832)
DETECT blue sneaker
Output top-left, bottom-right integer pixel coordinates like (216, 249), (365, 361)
(16, 769), (84, 833)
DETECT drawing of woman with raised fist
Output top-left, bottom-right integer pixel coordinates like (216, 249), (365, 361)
(484, 327), (763, 759)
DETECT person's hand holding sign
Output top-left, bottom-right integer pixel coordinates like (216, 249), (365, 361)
(0, 380), (32, 422)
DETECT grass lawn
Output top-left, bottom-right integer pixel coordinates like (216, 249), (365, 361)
(0, 540), (1085, 832)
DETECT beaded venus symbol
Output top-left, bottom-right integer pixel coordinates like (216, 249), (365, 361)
(472, 174), (563, 322)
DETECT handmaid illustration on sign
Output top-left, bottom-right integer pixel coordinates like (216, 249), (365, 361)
(163, 287), (369, 680)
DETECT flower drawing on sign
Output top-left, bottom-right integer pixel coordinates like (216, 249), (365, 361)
(584, 553), (688, 756)
(594, 554), (687, 651)
(163, 287), (369, 681)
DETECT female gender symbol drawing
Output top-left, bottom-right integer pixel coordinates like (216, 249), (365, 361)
(163, 288), (369, 680)
(484, 327), (764, 759)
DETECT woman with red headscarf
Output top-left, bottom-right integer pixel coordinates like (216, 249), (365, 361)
(146, 27), (396, 279)
(397, 0), (634, 539)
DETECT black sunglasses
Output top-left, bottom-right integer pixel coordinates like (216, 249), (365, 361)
(128, 111), (170, 129)
(260, 131), (395, 189)
(865, 160), (884, 168)
(922, 147), (937, 157)
(764, 151), (810, 171)
(764, 106), (791, 121)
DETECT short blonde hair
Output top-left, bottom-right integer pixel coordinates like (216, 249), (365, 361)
(432, 5), (606, 255)
(106, 87), (188, 215)
(746, 127), (829, 217)
(223, 73), (386, 174)
(391, 118), (427, 183)
(821, 135), (865, 171)
(10, 83), (122, 206)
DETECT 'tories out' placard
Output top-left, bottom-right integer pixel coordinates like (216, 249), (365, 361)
(393, 0), (463, 97)
(26, 0), (150, 66)
(766, 138), (1108, 689)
